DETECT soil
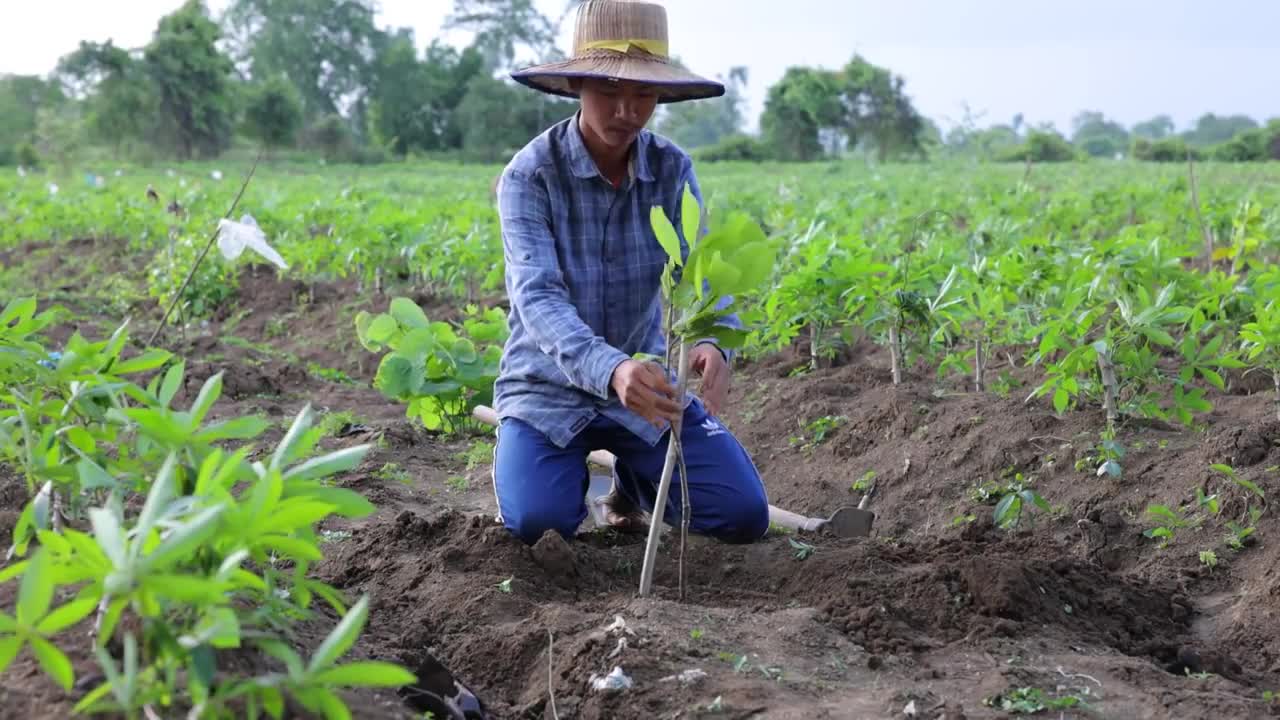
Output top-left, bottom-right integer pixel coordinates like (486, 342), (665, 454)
(4, 242), (1280, 719)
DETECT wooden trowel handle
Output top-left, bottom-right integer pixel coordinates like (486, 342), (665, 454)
(766, 505), (827, 533)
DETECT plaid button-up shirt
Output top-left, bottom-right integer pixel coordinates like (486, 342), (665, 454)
(493, 113), (738, 449)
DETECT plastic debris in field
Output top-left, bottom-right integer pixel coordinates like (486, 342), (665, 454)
(659, 668), (707, 685)
(211, 169), (223, 180)
(216, 214), (289, 270)
(589, 666), (633, 692)
(48, 183), (58, 195)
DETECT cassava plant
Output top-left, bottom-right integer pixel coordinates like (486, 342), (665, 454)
(637, 184), (777, 599)
(1240, 300), (1280, 421)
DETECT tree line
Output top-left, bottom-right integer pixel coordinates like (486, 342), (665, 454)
(1, 0), (1277, 169)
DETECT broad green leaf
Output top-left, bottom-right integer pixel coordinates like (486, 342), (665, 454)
(1196, 367), (1225, 390)
(158, 361), (185, 408)
(194, 416), (271, 444)
(311, 661), (417, 688)
(135, 453), (179, 542)
(649, 205), (683, 267)
(123, 408), (190, 446)
(111, 349), (172, 376)
(0, 636), (22, 674)
(284, 485), (375, 519)
(271, 405), (315, 471)
(282, 445), (370, 483)
(365, 314), (398, 346)
(189, 372), (224, 425)
(680, 184), (701, 248)
(17, 548), (54, 626)
(35, 596), (98, 635)
(64, 426), (96, 455)
(389, 298), (430, 329)
(314, 688), (352, 720)
(374, 354), (418, 399)
(77, 458), (117, 492)
(0, 297), (36, 327)
(30, 636), (74, 690)
(0, 560), (29, 584)
(257, 639), (305, 680)
(147, 574), (231, 604)
(262, 687), (285, 719)
(1052, 387), (1069, 414)
(261, 501), (339, 535)
(143, 506), (224, 571)
(260, 536), (323, 563)
(308, 595), (369, 673)
(703, 253), (743, 297)
(994, 493), (1020, 528)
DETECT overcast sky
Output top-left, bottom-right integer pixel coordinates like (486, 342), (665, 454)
(2, 0), (1276, 135)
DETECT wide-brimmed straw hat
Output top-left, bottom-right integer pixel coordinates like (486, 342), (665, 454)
(510, 0), (725, 104)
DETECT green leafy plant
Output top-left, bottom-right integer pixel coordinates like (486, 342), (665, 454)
(1240, 300), (1280, 422)
(637, 183), (779, 599)
(0, 300), (414, 718)
(356, 299), (507, 435)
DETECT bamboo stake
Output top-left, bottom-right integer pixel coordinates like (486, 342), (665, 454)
(148, 148), (264, 346)
(1187, 152), (1214, 272)
(638, 341), (690, 598)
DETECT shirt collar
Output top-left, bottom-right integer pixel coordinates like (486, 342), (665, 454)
(566, 112), (655, 184)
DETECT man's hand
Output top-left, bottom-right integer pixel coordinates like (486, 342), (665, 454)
(690, 343), (731, 417)
(611, 359), (681, 428)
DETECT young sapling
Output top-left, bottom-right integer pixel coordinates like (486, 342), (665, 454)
(636, 184), (776, 598)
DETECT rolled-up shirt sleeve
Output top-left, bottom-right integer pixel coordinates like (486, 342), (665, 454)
(499, 166), (630, 399)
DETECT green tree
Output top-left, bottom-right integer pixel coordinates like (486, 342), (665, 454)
(657, 65), (748, 150)
(840, 54), (927, 162)
(760, 55), (927, 162)
(0, 75), (65, 162)
(1132, 114), (1175, 140)
(223, 0), (384, 121)
(456, 74), (575, 161)
(367, 33), (489, 154)
(1183, 113), (1258, 147)
(1071, 110), (1129, 158)
(445, 0), (561, 70)
(760, 66), (845, 161)
(244, 75), (303, 148)
(54, 41), (154, 158)
(144, 0), (237, 159)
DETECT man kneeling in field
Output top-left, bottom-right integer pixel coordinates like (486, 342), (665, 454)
(489, 0), (769, 545)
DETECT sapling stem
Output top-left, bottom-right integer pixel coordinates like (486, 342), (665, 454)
(888, 323), (902, 385)
(638, 340), (690, 598)
(974, 331), (985, 393)
(1097, 348), (1119, 430)
(677, 434), (690, 602)
(1273, 370), (1279, 422)
(1187, 152), (1214, 271)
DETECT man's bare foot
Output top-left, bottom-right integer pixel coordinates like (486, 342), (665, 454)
(595, 489), (648, 533)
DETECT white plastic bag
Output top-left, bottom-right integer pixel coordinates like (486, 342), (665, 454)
(216, 214), (288, 270)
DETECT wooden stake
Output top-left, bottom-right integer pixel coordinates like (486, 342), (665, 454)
(1187, 151), (1214, 272)
(888, 323), (902, 385)
(1097, 349), (1119, 429)
(638, 341), (690, 598)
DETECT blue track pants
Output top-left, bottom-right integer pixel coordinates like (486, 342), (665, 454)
(492, 399), (770, 545)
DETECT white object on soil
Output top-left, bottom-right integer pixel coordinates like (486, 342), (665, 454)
(589, 666), (633, 692)
(216, 214), (288, 270)
(659, 669), (707, 685)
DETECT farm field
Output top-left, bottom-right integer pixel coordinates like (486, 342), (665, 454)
(3, 157), (1280, 719)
